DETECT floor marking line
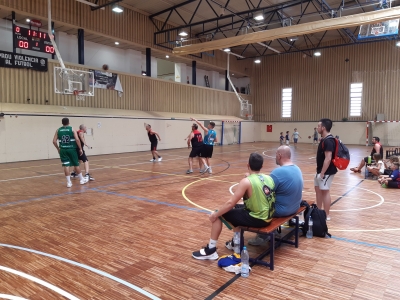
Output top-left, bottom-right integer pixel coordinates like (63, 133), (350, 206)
(332, 236), (400, 251)
(0, 294), (28, 300)
(0, 265), (80, 300)
(0, 244), (161, 300)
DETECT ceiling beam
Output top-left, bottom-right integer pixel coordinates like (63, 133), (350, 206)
(172, 7), (400, 55)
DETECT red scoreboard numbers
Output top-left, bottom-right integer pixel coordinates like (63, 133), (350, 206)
(13, 25), (53, 55)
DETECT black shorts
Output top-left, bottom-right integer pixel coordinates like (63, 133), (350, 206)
(200, 144), (213, 158)
(221, 207), (269, 228)
(384, 169), (393, 176)
(151, 141), (157, 151)
(77, 149), (88, 162)
(313, 137), (318, 141)
(189, 146), (202, 158)
(387, 181), (400, 188)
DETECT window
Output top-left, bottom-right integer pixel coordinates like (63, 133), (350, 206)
(350, 83), (362, 117)
(282, 88), (292, 118)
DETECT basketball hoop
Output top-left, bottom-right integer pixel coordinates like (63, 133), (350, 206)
(73, 90), (85, 101)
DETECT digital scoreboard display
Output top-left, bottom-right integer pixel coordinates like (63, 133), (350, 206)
(13, 25), (55, 54)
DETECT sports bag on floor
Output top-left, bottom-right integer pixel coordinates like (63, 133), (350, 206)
(300, 201), (331, 238)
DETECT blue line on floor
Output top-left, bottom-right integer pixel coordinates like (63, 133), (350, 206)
(93, 188), (210, 214)
(332, 236), (400, 253)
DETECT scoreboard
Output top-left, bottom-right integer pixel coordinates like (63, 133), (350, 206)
(13, 25), (55, 54)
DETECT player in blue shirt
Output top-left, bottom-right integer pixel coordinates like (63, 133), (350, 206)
(191, 118), (217, 174)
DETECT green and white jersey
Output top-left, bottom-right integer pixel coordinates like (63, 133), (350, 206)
(57, 126), (77, 149)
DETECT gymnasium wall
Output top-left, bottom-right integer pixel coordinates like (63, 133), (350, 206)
(0, 0), (250, 76)
(0, 103), (245, 163)
(252, 41), (400, 122)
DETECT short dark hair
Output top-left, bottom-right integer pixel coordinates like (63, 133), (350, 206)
(319, 118), (333, 132)
(249, 153), (263, 171)
(373, 136), (380, 142)
(147, 124), (151, 128)
(192, 124), (198, 129)
(62, 118), (69, 126)
(373, 153), (381, 161)
(209, 122), (215, 128)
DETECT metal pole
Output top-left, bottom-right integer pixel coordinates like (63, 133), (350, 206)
(78, 29), (85, 65)
(48, 0), (65, 69)
(12, 11), (16, 54)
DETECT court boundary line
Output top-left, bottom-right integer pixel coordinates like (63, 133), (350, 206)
(0, 265), (79, 300)
(0, 244), (161, 300)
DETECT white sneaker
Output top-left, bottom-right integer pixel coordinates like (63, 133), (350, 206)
(186, 169), (193, 174)
(150, 159), (156, 162)
(201, 166), (210, 174)
(248, 234), (269, 246)
(67, 182), (72, 188)
(208, 167), (212, 174)
(80, 177), (89, 185)
(158, 157), (162, 162)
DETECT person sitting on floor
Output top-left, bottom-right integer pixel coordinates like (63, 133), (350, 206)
(350, 136), (383, 173)
(192, 153), (275, 260)
(380, 162), (400, 188)
(247, 145), (304, 246)
(366, 153), (384, 179)
(379, 155), (399, 181)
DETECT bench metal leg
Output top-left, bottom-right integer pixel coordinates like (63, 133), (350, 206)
(294, 216), (299, 248)
(240, 228), (245, 253)
(269, 232), (275, 270)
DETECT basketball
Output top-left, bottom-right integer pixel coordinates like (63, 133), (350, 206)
(102, 64), (109, 71)
(308, 136), (311, 139)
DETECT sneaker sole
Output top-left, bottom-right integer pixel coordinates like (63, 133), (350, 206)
(192, 252), (219, 260)
(225, 244), (234, 250)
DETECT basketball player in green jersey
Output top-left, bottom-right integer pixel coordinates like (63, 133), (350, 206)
(52, 118), (89, 188)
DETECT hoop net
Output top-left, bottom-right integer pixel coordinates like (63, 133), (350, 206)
(370, 26), (385, 36)
(246, 114), (253, 120)
(73, 90), (85, 101)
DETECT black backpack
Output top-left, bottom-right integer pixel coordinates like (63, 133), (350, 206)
(300, 201), (331, 238)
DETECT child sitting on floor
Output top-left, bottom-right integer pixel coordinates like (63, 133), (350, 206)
(366, 153), (384, 179)
(380, 162), (400, 188)
(378, 155), (399, 181)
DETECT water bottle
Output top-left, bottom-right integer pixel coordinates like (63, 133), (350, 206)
(306, 216), (313, 239)
(233, 234), (240, 254)
(241, 246), (249, 278)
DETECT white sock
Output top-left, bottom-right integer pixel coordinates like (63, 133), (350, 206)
(66, 176), (71, 184)
(78, 173), (84, 180)
(209, 239), (217, 249)
(204, 164), (209, 168)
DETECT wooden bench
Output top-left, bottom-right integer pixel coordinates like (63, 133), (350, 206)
(239, 204), (309, 271)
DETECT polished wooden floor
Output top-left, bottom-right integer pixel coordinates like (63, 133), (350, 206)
(0, 142), (399, 299)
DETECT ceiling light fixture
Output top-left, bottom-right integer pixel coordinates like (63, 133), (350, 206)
(112, 4), (123, 13)
(254, 59), (261, 64)
(178, 30), (188, 37)
(141, 71), (147, 76)
(396, 41), (400, 47)
(26, 18), (31, 22)
(254, 14), (264, 21)
(115, 42), (119, 45)
(314, 51), (321, 56)
(166, 55), (170, 58)
(223, 48), (231, 52)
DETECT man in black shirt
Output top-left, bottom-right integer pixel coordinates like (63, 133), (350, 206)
(350, 137), (383, 173)
(315, 118), (337, 221)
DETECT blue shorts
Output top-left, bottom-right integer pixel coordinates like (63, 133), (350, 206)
(294, 138), (298, 143)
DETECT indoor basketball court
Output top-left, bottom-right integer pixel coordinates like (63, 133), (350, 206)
(1, 0), (400, 299)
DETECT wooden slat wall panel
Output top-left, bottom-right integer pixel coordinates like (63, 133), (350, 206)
(0, 61), (242, 116)
(0, 0), (250, 75)
(253, 41), (400, 122)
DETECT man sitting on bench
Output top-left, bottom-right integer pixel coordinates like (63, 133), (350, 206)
(350, 136), (383, 173)
(248, 145), (304, 246)
(192, 153), (275, 260)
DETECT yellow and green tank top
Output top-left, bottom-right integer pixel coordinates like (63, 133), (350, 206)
(245, 174), (276, 222)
